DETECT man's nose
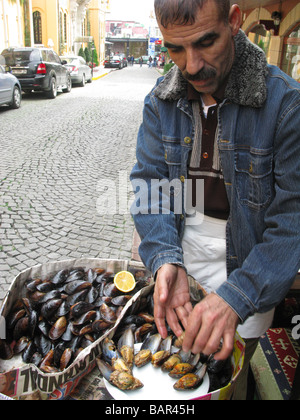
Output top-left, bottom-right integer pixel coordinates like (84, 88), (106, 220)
(185, 48), (205, 76)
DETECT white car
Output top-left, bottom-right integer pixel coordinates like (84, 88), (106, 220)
(61, 56), (92, 86)
(0, 65), (22, 109)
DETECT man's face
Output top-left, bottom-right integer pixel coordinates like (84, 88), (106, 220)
(158, 0), (240, 95)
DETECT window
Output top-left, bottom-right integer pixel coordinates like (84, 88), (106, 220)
(282, 24), (300, 82)
(33, 11), (42, 45)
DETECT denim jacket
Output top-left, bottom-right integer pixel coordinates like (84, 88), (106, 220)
(130, 31), (300, 323)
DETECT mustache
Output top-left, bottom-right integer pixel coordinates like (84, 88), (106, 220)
(183, 67), (217, 81)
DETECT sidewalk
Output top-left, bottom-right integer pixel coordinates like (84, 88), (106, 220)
(92, 65), (115, 81)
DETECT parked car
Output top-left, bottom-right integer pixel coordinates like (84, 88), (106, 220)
(60, 56), (92, 86)
(1, 47), (72, 99)
(104, 56), (124, 70)
(0, 65), (22, 109)
(119, 54), (128, 68)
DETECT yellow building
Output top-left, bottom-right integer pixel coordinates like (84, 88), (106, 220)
(239, 0), (300, 82)
(0, 0), (109, 64)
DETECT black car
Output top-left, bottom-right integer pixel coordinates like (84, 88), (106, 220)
(1, 47), (72, 99)
(104, 56), (124, 70)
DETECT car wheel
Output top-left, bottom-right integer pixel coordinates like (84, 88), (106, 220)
(79, 74), (85, 87)
(63, 75), (72, 93)
(46, 77), (57, 99)
(11, 86), (21, 109)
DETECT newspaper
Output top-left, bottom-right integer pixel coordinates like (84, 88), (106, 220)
(0, 258), (150, 400)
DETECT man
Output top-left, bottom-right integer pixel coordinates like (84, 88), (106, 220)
(130, 0), (300, 399)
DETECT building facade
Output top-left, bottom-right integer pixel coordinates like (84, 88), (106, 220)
(0, 0), (109, 64)
(239, 0), (300, 82)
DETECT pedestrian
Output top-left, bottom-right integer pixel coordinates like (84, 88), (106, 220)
(149, 56), (153, 68)
(139, 57), (143, 67)
(153, 56), (157, 68)
(130, 0), (300, 400)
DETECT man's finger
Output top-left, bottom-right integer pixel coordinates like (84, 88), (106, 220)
(213, 331), (235, 361)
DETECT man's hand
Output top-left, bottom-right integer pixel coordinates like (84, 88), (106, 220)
(182, 293), (239, 360)
(154, 264), (193, 339)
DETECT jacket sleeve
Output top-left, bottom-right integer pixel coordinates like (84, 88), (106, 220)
(130, 91), (185, 276)
(216, 97), (300, 323)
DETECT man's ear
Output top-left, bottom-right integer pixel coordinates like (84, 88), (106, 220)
(228, 4), (242, 36)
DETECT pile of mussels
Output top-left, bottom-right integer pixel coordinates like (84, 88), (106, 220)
(0, 267), (150, 373)
(97, 289), (233, 394)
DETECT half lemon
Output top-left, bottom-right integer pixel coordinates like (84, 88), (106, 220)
(114, 271), (136, 293)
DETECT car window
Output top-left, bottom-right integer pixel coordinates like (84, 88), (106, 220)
(79, 58), (86, 65)
(53, 51), (61, 64)
(47, 50), (56, 63)
(1, 49), (41, 65)
(41, 50), (48, 62)
(62, 58), (75, 64)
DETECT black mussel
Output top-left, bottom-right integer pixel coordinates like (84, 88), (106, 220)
(70, 302), (94, 319)
(92, 320), (111, 334)
(60, 348), (73, 370)
(64, 281), (92, 296)
(56, 300), (70, 318)
(0, 339), (13, 360)
(66, 289), (89, 306)
(29, 291), (46, 304)
(39, 349), (58, 374)
(22, 341), (37, 364)
(13, 316), (29, 342)
(121, 315), (146, 328)
(41, 299), (63, 321)
(72, 311), (97, 326)
(31, 352), (43, 367)
(103, 282), (120, 298)
(51, 269), (70, 286)
(14, 337), (30, 355)
(7, 309), (26, 330)
(207, 357), (231, 374)
(54, 342), (66, 368)
(102, 338), (120, 364)
(38, 320), (50, 337)
(27, 309), (38, 339)
(134, 323), (155, 343)
(100, 303), (117, 325)
(38, 335), (52, 358)
(36, 281), (54, 293)
(38, 290), (62, 304)
(70, 336), (83, 353)
(87, 269), (98, 283)
(26, 279), (42, 292)
(49, 317), (67, 341)
(65, 269), (85, 283)
(62, 323), (73, 342)
(111, 295), (132, 306)
(86, 287), (99, 304)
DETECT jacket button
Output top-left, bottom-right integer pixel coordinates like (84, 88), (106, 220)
(184, 137), (192, 144)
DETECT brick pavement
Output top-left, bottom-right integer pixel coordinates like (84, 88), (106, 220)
(0, 65), (159, 307)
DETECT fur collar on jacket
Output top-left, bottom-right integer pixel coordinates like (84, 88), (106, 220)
(154, 30), (268, 108)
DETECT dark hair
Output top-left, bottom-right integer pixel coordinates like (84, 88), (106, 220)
(155, 0), (231, 28)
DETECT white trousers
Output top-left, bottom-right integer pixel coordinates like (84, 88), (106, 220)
(182, 214), (274, 339)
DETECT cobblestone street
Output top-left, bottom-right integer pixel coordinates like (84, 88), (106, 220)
(0, 65), (159, 306)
